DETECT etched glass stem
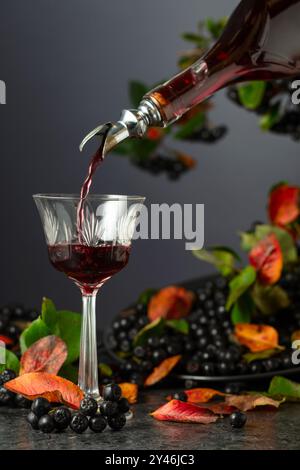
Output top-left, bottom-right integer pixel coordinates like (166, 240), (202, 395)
(78, 294), (99, 398)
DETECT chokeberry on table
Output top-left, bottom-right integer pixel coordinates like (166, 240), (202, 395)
(107, 413), (126, 431)
(173, 391), (188, 402)
(27, 411), (39, 430)
(38, 414), (55, 433)
(70, 413), (89, 434)
(89, 415), (107, 433)
(80, 396), (98, 417)
(52, 406), (72, 430)
(31, 397), (51, 418)
(230, 411), (247, 429)
(117, 397), (130, 413)
(103, 383), (122, 402)
(14, 394), (31, 408)
(100, 400), (119, 417)
(0, 369), (16, 385)
(0, 386), (15, 405)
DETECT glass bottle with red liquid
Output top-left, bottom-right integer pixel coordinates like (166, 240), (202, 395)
(81, 0), (300, 153)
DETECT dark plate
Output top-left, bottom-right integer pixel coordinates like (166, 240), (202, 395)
(175, 367), (300, 384)
(104, 274), (300, 385)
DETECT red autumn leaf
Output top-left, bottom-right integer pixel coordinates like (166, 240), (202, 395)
(269, 184), (300, 226)
(20, 335), (68, 375)
(0, 335), (14, 346)
(148, 286), (195, 322)
(151, 399), (218, 424)
(144, 355), (181, 387)
(5, 372), (83, 409)
(235, 323), (280, 352)
(146, 128), (164, 140)
(119, 382), (138, 404)
(184, 388), (225, 403)
(225, 394), (284, 411)
(249, 233), (283, 285)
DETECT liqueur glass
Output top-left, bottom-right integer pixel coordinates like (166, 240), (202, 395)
(34, 194), (145, 399)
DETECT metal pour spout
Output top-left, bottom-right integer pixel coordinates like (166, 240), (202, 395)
(79, 98), (163, 155)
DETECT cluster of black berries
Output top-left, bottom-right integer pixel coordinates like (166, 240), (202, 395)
(111, 272), (300, 383)
(135, 155), (189, 180)
(227, 79), (300, 141)
(183, 125), (227, 143)
(0, 369), (31, 408)
(0, 304), (39, 344)
(27, 384), (130, 434)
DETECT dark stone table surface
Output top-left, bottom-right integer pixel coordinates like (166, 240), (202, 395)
(0, 389), (300, 450)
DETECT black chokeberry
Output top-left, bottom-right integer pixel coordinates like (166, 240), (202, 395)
(14, 394), (31, 408)
(70, 412), (89, 433)
(38, 414), (55, 433)
(108, 413), (126, 431)
(186, 360), (199, 374)
(117, 397), (130, 413)
(31, 397), (51, 418)
(140, 360), (153, 372)
(197, 336), (208, 349)
(80, 396), (98, 417)
(202, 362), (215, 376)
(133, 346), (146, 359)
(230, 411), (247, 429)
(103, 383), (122, 402)
(0, 386), (14, 405)
(166, 343), (182, 355)
(5, 325), (20, 339)
(89, 415), (107, 433)
(100, 400), (119, 417)
(12, 306), (25, 319)
(129, 372), (144, 386)
(27, 411), (39, 430)
(0, 369), (16, 385)
(225, 383), (243, 395)
(173, 391), (187, 402)
(147, 336), (160, 348)
(52, 406), (72, 430)
(249, 361), (263, 374)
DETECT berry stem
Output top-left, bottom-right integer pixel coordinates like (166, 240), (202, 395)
(78, 294), (99, 398)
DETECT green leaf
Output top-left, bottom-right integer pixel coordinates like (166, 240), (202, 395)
(205, 17), (227, 39)
(252, 282), (290, 315)
(20, 317), (50, 354)
(166, 319), (189, 335)
(260, 103), (281, 131)
(41, 297), (59, 332)
(231, 292), (255, 325)
(99, 363), (113, 377)
(129, 81), (148, 108)
(56, 310), (81, 365)
(268, 376), (300, 401)
(138, 288), (157, 306)
(181, 32), (209, 48)
(174, 113), (205, 140)
(133, 318), (165, 347)
(58, 364), (78, 384)
(226, 266), (257, 311)
(0, 348), (20, 374)
(238, 81), (267, 110)
(243, 349), (282, 364)
(240, 225), (297, 264)
(194, 246), (240, 277)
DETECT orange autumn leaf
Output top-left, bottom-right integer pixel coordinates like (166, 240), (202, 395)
(5, 372), (83, 409)
(148, 286), (195, 322)
(151, 399), (218, 424)
(225, 394), (284, 411)
(269, 184), (300, 226)
(144, 355), (181, 387)
(249, 234), (283, 285)
(235, 323), (280, 353)
(176, 153), (197, 169)
(119, 382), (138, 404)
(20, 336), (68, 375)
(184, 388), (225, 403)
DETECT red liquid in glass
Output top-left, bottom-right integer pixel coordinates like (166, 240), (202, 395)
(149, 0), (300, 123)
(48, 243), (131, 294)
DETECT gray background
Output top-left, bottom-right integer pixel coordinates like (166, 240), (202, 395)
(0, 0), (299, 327)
